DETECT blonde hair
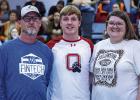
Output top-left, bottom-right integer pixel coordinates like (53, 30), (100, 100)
(60, 5), (81, 20)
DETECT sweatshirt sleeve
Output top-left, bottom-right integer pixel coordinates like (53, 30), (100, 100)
(46, 49), (54, 100)
(47, 49), (54, 86)
(0, 46), (6, 100)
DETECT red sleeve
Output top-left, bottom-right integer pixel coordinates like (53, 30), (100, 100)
(82, 37), (94, 54)
(46, 36), (62, 49)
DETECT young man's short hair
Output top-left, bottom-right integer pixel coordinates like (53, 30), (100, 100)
(60, 5), (81, 20)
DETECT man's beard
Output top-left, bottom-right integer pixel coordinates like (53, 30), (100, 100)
(23, 28), (38, 36)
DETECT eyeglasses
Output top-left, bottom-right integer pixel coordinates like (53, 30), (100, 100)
(107, 21), (124, 27)
(22, 16), (41, 22)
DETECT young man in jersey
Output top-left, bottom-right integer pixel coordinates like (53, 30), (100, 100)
(47, 5), (94, 100)
(0, 5), (53, 100)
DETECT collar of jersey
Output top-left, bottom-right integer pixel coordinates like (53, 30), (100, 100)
(62, 36), (81, 42)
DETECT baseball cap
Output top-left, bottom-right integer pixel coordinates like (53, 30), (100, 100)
(21, 5), (40, 17)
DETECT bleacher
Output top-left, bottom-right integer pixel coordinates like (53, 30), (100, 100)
(89, 0), (140, 43)
(0, 0), (140, 44)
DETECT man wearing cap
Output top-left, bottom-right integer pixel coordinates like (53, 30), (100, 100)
(0, 5), (53, 100)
